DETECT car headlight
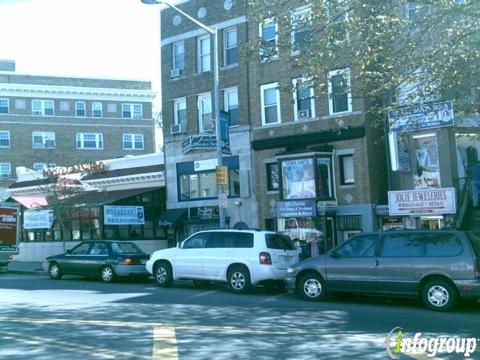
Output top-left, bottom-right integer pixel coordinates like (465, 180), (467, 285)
(287, 267), (297, 274)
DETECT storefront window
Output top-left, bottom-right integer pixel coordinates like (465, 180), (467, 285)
(317, 156), (334, 199)
(281, 158), (316, 199)
(229, 169), (240, 196)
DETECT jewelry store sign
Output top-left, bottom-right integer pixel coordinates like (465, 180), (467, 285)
(388, 188), (456, 216)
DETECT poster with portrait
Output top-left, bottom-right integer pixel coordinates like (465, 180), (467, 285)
(281, 158), (316, 199)
(396, 132), (412, 172)
(413, 134), (441, 189)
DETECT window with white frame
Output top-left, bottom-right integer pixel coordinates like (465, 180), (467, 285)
(259, 18), (278, 61)
(197, 34), (211, 73)
(92, 102), (102, 117)
(33, 163), (56, 172)
(123, 134), (144, 150)
(32, 132), (56, 149)
(0, 98), (9, 114)
(293, 78), (315, 120)
(122, 104), (143, 119)
(172, 41), (185, 75)
(76, 133), (103, 150)
(339, 153), (355, 185)
(0, 131), (10, 148)
(75, 101), (86, 117)
(173, 98), (187, 130)
(197, 93), (213, 133)
(224, 87), (239, 126)
(0, 163), (11, 179)
(291, 6), (312, 54)
(260, 83), (281, 125)
(224, 27), (238, 66)
(326, 0), (349, 44)
(328, 68), (352, 115)
(32, 100), (54, 116)
(266, 162), (279, 191)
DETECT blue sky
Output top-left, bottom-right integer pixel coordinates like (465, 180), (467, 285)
(0, 0), (160, 82)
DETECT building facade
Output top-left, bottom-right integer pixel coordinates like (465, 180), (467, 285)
(159, 0), (388, 248)
(0, 59), (156, 189)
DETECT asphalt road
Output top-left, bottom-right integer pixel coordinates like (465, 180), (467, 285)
(0, 273), (478, 360)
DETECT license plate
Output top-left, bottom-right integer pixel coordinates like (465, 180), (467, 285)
(279, 255), (293, 263)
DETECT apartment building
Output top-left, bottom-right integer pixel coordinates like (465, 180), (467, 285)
(0, 60), (156, 188)
(159, 0), (388, 247)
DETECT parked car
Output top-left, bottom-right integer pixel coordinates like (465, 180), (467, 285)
(285, 230), (480, 311)
(43, 240), (150, 282)
(146, 229), (299, 293)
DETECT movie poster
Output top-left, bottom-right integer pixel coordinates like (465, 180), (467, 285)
(413, 134), (441, 189)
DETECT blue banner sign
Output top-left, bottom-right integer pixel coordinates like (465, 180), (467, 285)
(277, 200), (317, 218)
(388, 101), (454, 132)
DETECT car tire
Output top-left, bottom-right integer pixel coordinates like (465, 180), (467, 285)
(48, 262), (63, 280)
(154, 262), (173, 287)
(299, 273), (327, 301)
(227, 266), (251, 294)
(100, 266), (115, 283)
(421, 279), (457, 311)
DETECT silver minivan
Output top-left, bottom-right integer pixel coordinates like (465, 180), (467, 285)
(285, 230), (480, 311)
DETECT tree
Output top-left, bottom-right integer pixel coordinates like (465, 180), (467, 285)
(246, 0), (480, 127)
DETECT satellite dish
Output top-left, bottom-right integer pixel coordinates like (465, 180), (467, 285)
(233, 222), (249, 230)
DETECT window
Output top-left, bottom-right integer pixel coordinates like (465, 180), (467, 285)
(281, 158), (316, 199)
(70, 242), (91, 255)
(183, 233), (209, 249)
(33, 163), (55, 171)
(173, 98), (187, 129)
(340, 154), (355, 185)
(293, 78), (315, 120)
(123, 134), (144, 150)
(326, 0), (349, 44)
(206, 232), (231, 248)
(266, 234), (296, 250)
(291, 6), (312, 54)
(76, 133), (103, 150)
(197, 34), (211, 73)
(224, 27), (238, 66)
(266, 162), (279, 191)
(224, 87), (239, 126)
(424, 233), (463, 257)
(172, 40), (185, 75)
(32, 100), (54, 116)
(32, 132), (56, 149)
(336, 235), (378, 258)
(0, 98), (8, 114)
(381, 234), (424, 257)
(328, 68), (352, 115)
(92, 102), (102, 117)
(259, 18), (278, 61)
(260, 83), (281, 125)
(179, 169), (239, 201)
(317, 156), (334, 199)
(122, 104), (143, 119)
(0, 131), (10, 148)
(75, 101), (86, 117)
(197, 93), (213, 133)
(0, 163), (11, 179)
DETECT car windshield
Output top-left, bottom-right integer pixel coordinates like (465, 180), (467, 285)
(266, 234), (297, 250)
(111, 242), (143, 255)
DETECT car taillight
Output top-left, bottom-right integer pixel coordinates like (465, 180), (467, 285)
(259, 252), (272, 265)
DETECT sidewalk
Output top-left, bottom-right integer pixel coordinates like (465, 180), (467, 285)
(7, 261), (46, 275)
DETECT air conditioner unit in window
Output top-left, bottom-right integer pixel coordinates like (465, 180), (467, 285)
(171, 68), (180, 78)
(298, 109), (310, 119)
(170, 124), (184, 135)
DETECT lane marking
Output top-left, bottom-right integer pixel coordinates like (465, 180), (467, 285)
(152, 326), (179, 360)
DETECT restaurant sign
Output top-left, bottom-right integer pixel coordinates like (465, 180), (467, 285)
(23, 210), (54, 230)
(388, 188), (456, 216)
(104, 206), (145, 225)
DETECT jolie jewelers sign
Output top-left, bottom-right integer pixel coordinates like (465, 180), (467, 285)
(104, 206), (145, 225)
(388, 188), (456, 216)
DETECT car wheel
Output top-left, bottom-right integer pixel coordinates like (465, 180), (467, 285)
(422, 279), (457, 311)
(48, 262), (63, 280)
(154, 262), (172, 287)
(299, 273), (326, 301)
(227, 266), (251, 294)
(100, 266), (115, 283)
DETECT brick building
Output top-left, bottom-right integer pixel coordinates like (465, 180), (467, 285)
(159, 0), (388, 248)
(0, 59), (156, 189)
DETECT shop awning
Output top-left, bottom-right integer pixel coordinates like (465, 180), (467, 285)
(158, 208), (188, 227)
(11, 195), (48, 209)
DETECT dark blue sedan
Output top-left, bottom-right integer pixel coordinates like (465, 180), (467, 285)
(43, 241), (150, 282)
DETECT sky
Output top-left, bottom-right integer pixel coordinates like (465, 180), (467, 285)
(0, 0), (161, 84)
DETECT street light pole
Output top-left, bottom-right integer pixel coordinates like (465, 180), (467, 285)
(141, 0), (225, 228)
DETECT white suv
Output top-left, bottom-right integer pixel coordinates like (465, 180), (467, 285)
(146, 229), (299, 293)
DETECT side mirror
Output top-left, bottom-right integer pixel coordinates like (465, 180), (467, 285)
(177, 242), (182, 249)
(330, 251), (339, 259)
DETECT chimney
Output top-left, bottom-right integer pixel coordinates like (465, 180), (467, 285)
(0, 59), (15, 72)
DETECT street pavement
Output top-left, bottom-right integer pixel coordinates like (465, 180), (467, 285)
(0, 273), (478, 360)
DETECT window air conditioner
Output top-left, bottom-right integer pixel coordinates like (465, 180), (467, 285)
(298, 109), (311, 119)
(170, 124), (184, 135)
(171, 68), (180, 78)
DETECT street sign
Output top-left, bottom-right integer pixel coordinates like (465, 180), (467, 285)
(218, 193), (228, 208)
(216, 166), (229, 185)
